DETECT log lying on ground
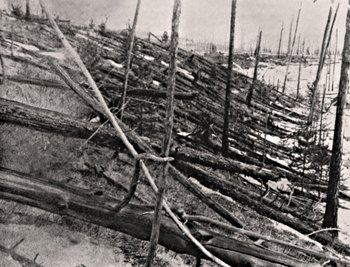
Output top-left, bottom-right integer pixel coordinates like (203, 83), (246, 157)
(0, 97), (243, 228)
(1, 98), (349, 254)
(126, 89), (198, 101)
(174, 147), (322, 186)
(174, 161), (350, 255)
(0, 167), (320, 267)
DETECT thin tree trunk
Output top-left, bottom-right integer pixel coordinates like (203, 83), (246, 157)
(308, 5), (339, 125)
(222, 0), (237, 156)
(287, 17), (293, 56)
(296, 55), (302, 100)
(25, 0), (30, 19)
(145, 0), (182, 266)
(119, 0), (141, 120)
(39, 2), (229, 265)
(332, 29), (338, 92)
(322, 5), (350, 237)
(277, 22), (284, 58)
(282, 6), (302, 92)
(246, 30), (262, 106)
(318, 84), (327, 145)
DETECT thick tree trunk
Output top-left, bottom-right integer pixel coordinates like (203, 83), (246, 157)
(1, 98), (349, 254)
(222, 0), (237, 156)
(0, 168), (321, 267)
(322, 5), (350, 237)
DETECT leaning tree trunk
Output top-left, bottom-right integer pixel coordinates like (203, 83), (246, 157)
(322, 5), (350, 237)
(222, 0), (237, 156)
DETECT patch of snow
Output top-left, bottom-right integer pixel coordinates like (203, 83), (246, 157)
(89, 116), (101, 123)
(231, 89), (240, 95)
(177, 131), (191, 137)
(161, 61), (169, 67)
(103, 46), (114, 52)
(178, 68), (194, 80)
(106, 59), (123, 69)
(153, 80), (161, 87)
(142, 54), (155, 61)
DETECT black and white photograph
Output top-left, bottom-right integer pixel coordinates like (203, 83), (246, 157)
(1, 0), (350, 266)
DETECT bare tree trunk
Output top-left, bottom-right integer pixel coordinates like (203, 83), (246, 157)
(332, 29), (338, 92)
(246, 30), (262, 107)
(322, 5), (350, 237)
(277, 22), (284, 58)
(296, 55), (302, 99)
(145, 0), (182, 266)
(25, 0), (30, 19)
(222, 0), (237, 156)
(119, 0), (141, 120)
(287, 17), (293, 56)
(308, 5), (339, 125)
(282, 6), (301, 92)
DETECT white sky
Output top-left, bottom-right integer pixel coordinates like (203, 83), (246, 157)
(0, 0), (347, 52)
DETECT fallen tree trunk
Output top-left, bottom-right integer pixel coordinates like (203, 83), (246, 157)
(0, 167), (318, 267)
(0, 97), (243, 228)
(174, 161), (350, 255)
(126, 89), (198, 101)
(1, 98), (349, 254)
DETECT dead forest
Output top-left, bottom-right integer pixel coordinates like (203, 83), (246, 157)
(1, 0), (350, 267)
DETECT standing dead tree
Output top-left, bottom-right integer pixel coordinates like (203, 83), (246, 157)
(145, 0), (182, 265)
(246, 30), (262, 107)
(277, 22), (284, 58)
(308, 4), (339, 125)
(39, 1), (231, 266)
(331, 29), (338, 92)
(322, 2), (350, 238)
(25, 0), (30, 19)
(120, 0), (141, 120)
(282, 5), (302, 92)
(222, 0), (237, 156)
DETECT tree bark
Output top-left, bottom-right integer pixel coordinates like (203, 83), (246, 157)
(222, 0), (237, 156)
(308, 5), (339, 125)
(120, 0), (141, 120)
(246, 30), (262, 106)
(277, 22), (284, 58)
(146, 0), (182, 265)
(0, 167), (321, 267)
(322, 5), (350, 237)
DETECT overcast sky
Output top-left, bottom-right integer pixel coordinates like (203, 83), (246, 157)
(1, 0), (346, 52)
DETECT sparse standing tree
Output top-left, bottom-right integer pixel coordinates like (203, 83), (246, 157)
(277, 22), (284, 58)
(308, 4), (339, 125)
(120, 0), (141, 121)
(322, 2), (350, 237)
(25, 0), (30, 19)
(145, 0), (182, 266)
(222, 0), (237, 156)
(246, 30), (262, 107)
